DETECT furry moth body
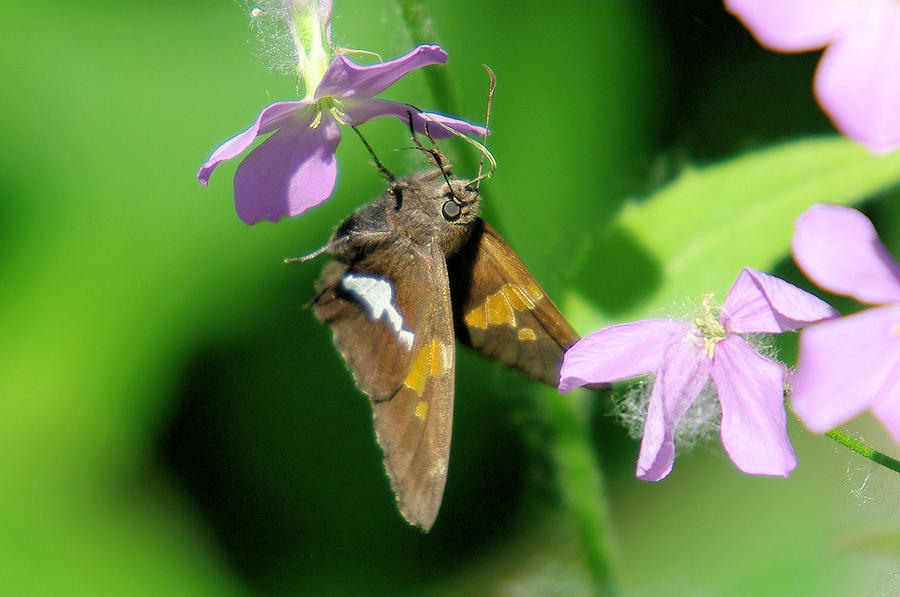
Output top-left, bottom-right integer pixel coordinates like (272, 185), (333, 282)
(312, 169), (578, 530)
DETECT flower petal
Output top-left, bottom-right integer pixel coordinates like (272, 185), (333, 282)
(721, 268), (838, 334)
(725, 0), (852, 52)
(871, 377), (900, 445)
(712, 336), (797, 477)
(792, 304), (900, 434)
(792, 204), (900, 304)
(814, 4), (900, 153)
(419, 112), (491, 138)
(343, 99), (489, 138)
(233, 117), (341, 224)
(558, 320), (691, 393)
(636, 336), (710, 481)
(315, 45), (448, 101)
(197, 101), (309, 185)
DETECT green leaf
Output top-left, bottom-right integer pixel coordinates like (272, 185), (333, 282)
(569, 136), (900, 328)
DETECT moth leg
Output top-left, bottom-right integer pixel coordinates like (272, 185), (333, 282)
(326, 230), (397, 263)
(350, 125), (395, 182)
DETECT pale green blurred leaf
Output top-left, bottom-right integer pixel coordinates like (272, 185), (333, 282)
(571, 137), (900, 329)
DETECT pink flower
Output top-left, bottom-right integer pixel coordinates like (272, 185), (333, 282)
(791, 204), (900, 444)
(198, 45), (487, 224)
(559, 268), (837, 481)
(725, 0), (900, 153)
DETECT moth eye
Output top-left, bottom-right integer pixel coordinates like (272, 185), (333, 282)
(441, 200), (461, 221)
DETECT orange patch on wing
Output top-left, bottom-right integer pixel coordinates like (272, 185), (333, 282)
(414, 400), (429, 421)
(464, 284), (539, 330)
(403, 338), (448, 396)
(465, 304), (488, 329)
(526, 282), (544, 302)
(517, 328), (537, 341)
(485, 292), (516, 327)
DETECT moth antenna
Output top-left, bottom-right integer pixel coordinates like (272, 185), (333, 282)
(421, 118), (441, 152)
(475, 65), (497, 190)
(404, 111), (463, 205)
(351, 125), (395, 182)
(405, 110), (426, 153)
(405, 110), (449, 173)
(334, 47), (383, 62)
(435, 158), (461, 206)
(420, 115), (497, 182)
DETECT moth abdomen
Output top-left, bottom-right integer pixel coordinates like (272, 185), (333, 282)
(309, 166), (582, 531)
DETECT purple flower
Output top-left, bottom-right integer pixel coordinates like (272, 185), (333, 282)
(559, 268), (838, 481)
(791, 204), (900, 444)
(725, 0), (900, 154)
(198, 45), (488, 224)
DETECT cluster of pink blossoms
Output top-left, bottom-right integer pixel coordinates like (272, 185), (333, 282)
(791, 205), (900, 444)
(199, 1), (899, 482)
(726, 0), (900, 153)
(198, 1), (486, 225)
(560, 204), (900, 481)
(554, 0), (900, 483)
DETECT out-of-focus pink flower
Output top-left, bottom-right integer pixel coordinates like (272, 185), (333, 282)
(791, 204), (900, 444)
(726, 0), (900, 153)
(198, 45), (488, 224)
(559, 268), (837, 481)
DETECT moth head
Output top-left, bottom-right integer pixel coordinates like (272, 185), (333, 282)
(389, 169), (480, 252)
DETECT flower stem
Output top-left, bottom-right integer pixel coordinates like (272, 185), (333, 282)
(394, 0), (501, 223)
(542, 388), (618, 595)
(395, 0), (462, 121)
(825, 429), (900, 474)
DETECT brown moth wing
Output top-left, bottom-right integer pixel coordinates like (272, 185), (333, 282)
(313, 242), (454, 531)
(448, 219), (579, 387)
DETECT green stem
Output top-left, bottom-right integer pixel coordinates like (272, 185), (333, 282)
(393, 0), (500, 224)
(395, 0), (462, 124)
(825, 429), (900, 474)
(543, 388), (618, 595)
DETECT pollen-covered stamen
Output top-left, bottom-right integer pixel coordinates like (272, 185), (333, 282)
(309, 96), (347, 129)
(693, 293), (726, 359)
(328, 105), (347, 125)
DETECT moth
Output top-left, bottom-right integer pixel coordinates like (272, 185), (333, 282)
(310, 167), (579, 531)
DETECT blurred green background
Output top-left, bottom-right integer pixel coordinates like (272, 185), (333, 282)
(2, 1), (898, 595)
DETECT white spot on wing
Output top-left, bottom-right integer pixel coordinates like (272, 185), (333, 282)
(397, 329), (414, 349)
(341, 273), (415, 350)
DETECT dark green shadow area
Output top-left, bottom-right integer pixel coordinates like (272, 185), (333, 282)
(159, 269), (547, 594)
(569, 224), (662, 317)
(649, 3), (832, 162)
